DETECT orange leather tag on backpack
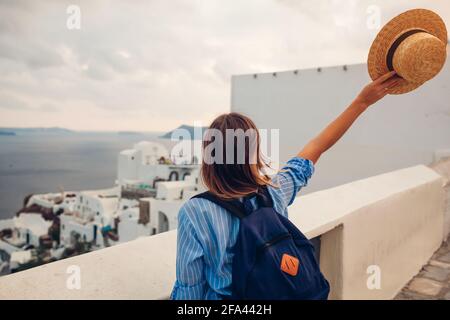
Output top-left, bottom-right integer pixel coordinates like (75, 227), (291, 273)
(280, 253), (299, 276)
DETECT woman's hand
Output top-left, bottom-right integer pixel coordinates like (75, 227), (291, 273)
(354, 71), (401, 109)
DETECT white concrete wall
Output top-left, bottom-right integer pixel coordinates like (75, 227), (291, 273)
(149, 199), (182, 233)
(0, 232), (176, 299)
(0, 163), (446, 300)
(117, 209), (144, 243)
(28, 196), (54, 209)
(117, 150), (139, 183)
(289, 165), (444, 299)
(60, 215), (95, 246)
(231, 62), (450, 194)
(0, 219), (13, 231)
(430, 157), (450, 238)
(156, 181), (193, 200)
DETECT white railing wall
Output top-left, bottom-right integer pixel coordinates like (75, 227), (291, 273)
(431, 158), (450, 237)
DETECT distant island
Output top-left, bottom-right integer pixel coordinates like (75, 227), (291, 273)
(159, 124), (207, 140)
(0, 131), (16, 136)
(118, 131), (143, 135)
(0, 127), (184, 137)
(0, 127), (73, 135)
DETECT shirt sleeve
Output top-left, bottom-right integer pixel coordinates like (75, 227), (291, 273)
(170, 204), (207, 300)
(268, 157), (315, 214)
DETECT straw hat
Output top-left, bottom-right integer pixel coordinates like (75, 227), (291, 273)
(368, 9), (448, 94)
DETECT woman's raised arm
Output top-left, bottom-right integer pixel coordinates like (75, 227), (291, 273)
(298, 71), (400, 164)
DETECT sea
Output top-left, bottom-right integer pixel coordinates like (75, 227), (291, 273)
(0, 132), (172, 220)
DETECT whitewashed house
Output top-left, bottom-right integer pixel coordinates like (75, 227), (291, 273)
(60, 188), (119, 248)
(60, 140), (201, 248)
(26, 192), (78, 215)
(117, 171), (203, 241)
(12, 214), (52, 248)
(117, 141), (199, 191)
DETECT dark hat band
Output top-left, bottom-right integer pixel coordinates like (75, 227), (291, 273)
(386, 29), (427, 71)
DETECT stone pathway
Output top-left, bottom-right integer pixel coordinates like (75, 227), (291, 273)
(395, 235), (450, 300)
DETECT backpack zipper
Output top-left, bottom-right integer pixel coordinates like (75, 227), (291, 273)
(260, 233), (292, 251)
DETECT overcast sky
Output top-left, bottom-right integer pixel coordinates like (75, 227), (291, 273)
(0, 0), (449, 131)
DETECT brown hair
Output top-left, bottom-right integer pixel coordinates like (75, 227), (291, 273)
(200, 112), (272, 199)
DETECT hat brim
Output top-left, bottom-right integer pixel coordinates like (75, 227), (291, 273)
(367, 9), (447, 94)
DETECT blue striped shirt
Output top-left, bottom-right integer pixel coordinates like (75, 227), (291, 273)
(170, 157), (314, 300)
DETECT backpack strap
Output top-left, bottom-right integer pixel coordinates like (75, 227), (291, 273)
(192, 192), (247, 219)
(192, 186), (274, 219)
(254, 186), (273, 208)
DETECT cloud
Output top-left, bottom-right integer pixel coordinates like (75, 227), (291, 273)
(0, 36), (64, 69)
(0, 0), (449, 130)
(39, 103), (60, 113)
(0, 92), (29, 110)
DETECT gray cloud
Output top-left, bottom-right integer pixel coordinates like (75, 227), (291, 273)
(39, 103), (60, 112)
(0, 0), (449, 130)
(0, 36), (64, 69)
(0, 92), (29, 110)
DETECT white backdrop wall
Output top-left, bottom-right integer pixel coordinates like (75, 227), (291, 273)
(231, 62), (450, 193)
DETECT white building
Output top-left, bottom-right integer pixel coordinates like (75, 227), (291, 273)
(26, 192), (78, 214)
(11, 214), (52, 248)
(60, 141), (201, 248)
(118, 141), (169, 184)
(113, 140), (201, 242)
(118, 141), (197, 188)
(60, 188), (119, 248)
(117, 172), (203, 242)
(9, 250), (34, 271)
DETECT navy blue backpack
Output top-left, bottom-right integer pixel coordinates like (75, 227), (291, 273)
(192, 187), (330, 300)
